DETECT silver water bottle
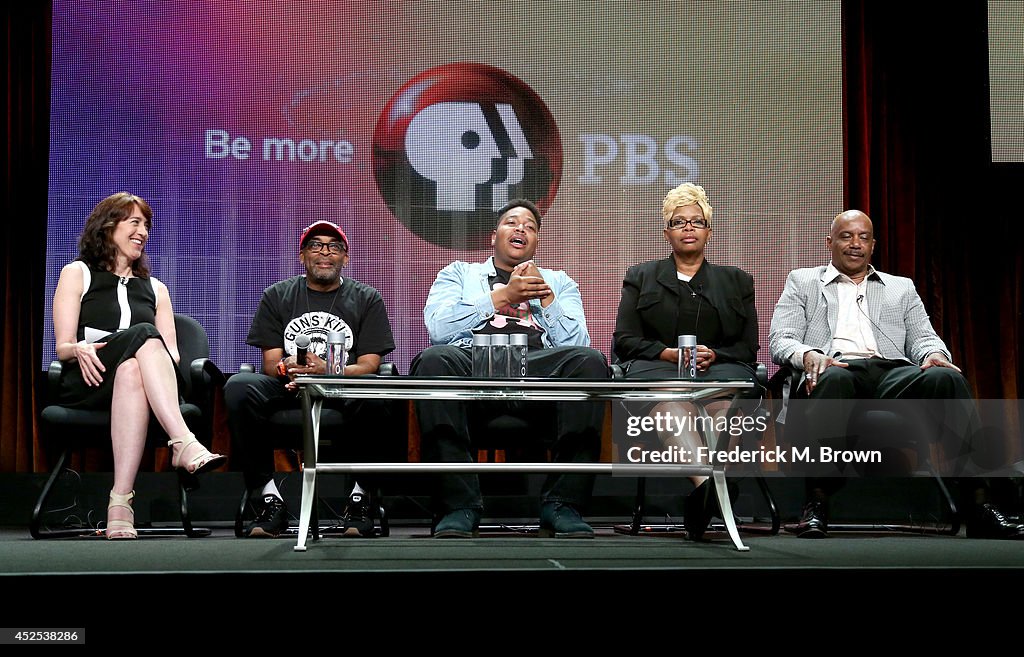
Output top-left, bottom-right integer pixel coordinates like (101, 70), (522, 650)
(510, 333), (529, 378)
(490, 334), (510, 378)
(472, 333), (492, 378)
(678, 334), (697, 379)
(326, 331), (347, 375)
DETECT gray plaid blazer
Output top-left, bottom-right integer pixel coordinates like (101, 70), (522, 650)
(768, 265), (951, 370)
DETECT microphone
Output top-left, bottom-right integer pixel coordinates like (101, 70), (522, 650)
(693, 286), (704, 340)
(853, 292), (903, 356)
(294, 334), (310, 366)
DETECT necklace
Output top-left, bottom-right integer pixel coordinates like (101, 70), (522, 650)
(678, 270), (701, 298)
(306, 279), (342, 317)
(677, 275), (704, 334)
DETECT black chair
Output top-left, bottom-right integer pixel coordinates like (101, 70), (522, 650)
(232, 363), (401, 538)
(32, 314), (224, 539)
(767, 365), (960, 535)
(616, 361), (781, 537)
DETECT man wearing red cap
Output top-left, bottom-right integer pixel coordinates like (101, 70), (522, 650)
(225, 220), (397, 538)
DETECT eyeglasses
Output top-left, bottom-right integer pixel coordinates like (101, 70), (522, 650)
(305, 241), (346, 255)
(666, 217), (709, 230)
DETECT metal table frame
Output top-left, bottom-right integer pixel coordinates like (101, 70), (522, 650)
(293, 376), (754, 552)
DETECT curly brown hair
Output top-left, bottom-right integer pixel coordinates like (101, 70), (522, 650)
(77, 192), (153, 277)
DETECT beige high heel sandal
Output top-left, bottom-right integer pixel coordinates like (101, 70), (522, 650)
(106, 490), (138, 540)
(168, 433), (227, 475)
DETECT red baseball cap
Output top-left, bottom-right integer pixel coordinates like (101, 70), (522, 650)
(299, 220), (349, 251)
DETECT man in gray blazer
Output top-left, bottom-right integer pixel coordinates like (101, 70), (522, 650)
(769, 210), (1014, 538)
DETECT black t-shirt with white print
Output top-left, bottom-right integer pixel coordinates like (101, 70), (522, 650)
(247, 275), (395, 364)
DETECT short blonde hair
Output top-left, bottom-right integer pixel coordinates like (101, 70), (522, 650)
(662, 182), (712, 228)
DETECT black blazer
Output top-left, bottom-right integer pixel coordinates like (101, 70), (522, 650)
(613, 256), (759, 366)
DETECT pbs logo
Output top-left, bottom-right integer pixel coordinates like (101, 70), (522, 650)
(373, 63), (562, 249)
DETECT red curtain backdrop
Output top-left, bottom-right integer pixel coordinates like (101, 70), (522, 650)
(2, 2), (1020, 472)
(843, 2), (1021, 404)
(2, 5), (49, 472)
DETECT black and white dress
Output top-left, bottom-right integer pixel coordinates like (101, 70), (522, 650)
(57, 261), (176, 408)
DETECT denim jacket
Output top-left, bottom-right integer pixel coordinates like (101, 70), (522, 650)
(424, 257), (591, 348)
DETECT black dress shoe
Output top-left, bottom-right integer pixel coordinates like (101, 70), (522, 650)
(433, 508), (481, 538)
(538, 502), (594, 538)
(683, 480), (715, 542)
(790, 501), (828, 538)
(966, 503), (1024, 539)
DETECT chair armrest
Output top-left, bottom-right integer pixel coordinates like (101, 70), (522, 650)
(610, 363), (626, 379)
(191, 357), (226, 391)
(195, 359), (225, 386)
(755, 362), (768, 388)
(239, 363), (256, 374)
(766, 364), (797, 396)
(190, 356), (228, 407)
(46, 361), (63, 398)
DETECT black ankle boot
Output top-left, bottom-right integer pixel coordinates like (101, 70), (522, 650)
(683, 480), (715, 542)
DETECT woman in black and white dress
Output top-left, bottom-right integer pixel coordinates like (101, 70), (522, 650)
(51, 192), (226, 539)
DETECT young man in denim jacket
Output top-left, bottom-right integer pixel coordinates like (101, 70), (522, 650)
(410, 199), (608, 538)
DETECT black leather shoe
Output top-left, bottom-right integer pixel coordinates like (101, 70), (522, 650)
(790, 501), (828, 538)
(966, 503), (1024, 539)
(539, 502), (594, 538)
(683, 479), (715, 542)
(433, 508), (480, 538)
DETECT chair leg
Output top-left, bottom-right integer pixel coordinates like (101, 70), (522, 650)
(234, 489), (250, 537)
(377, 497), (390, 538)
(178, 469), (200, 493)
(30, 447), (84, 539)
(756, 475), (781, 535)
(630, 477), (647, 535)
(178, 471), (193, 534)
(177, 472), (211, 538)
(930, 467), (960, 536)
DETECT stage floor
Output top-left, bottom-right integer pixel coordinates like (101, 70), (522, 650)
(4, 523), (1024, 641)
(7, 524), (1024, 575)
